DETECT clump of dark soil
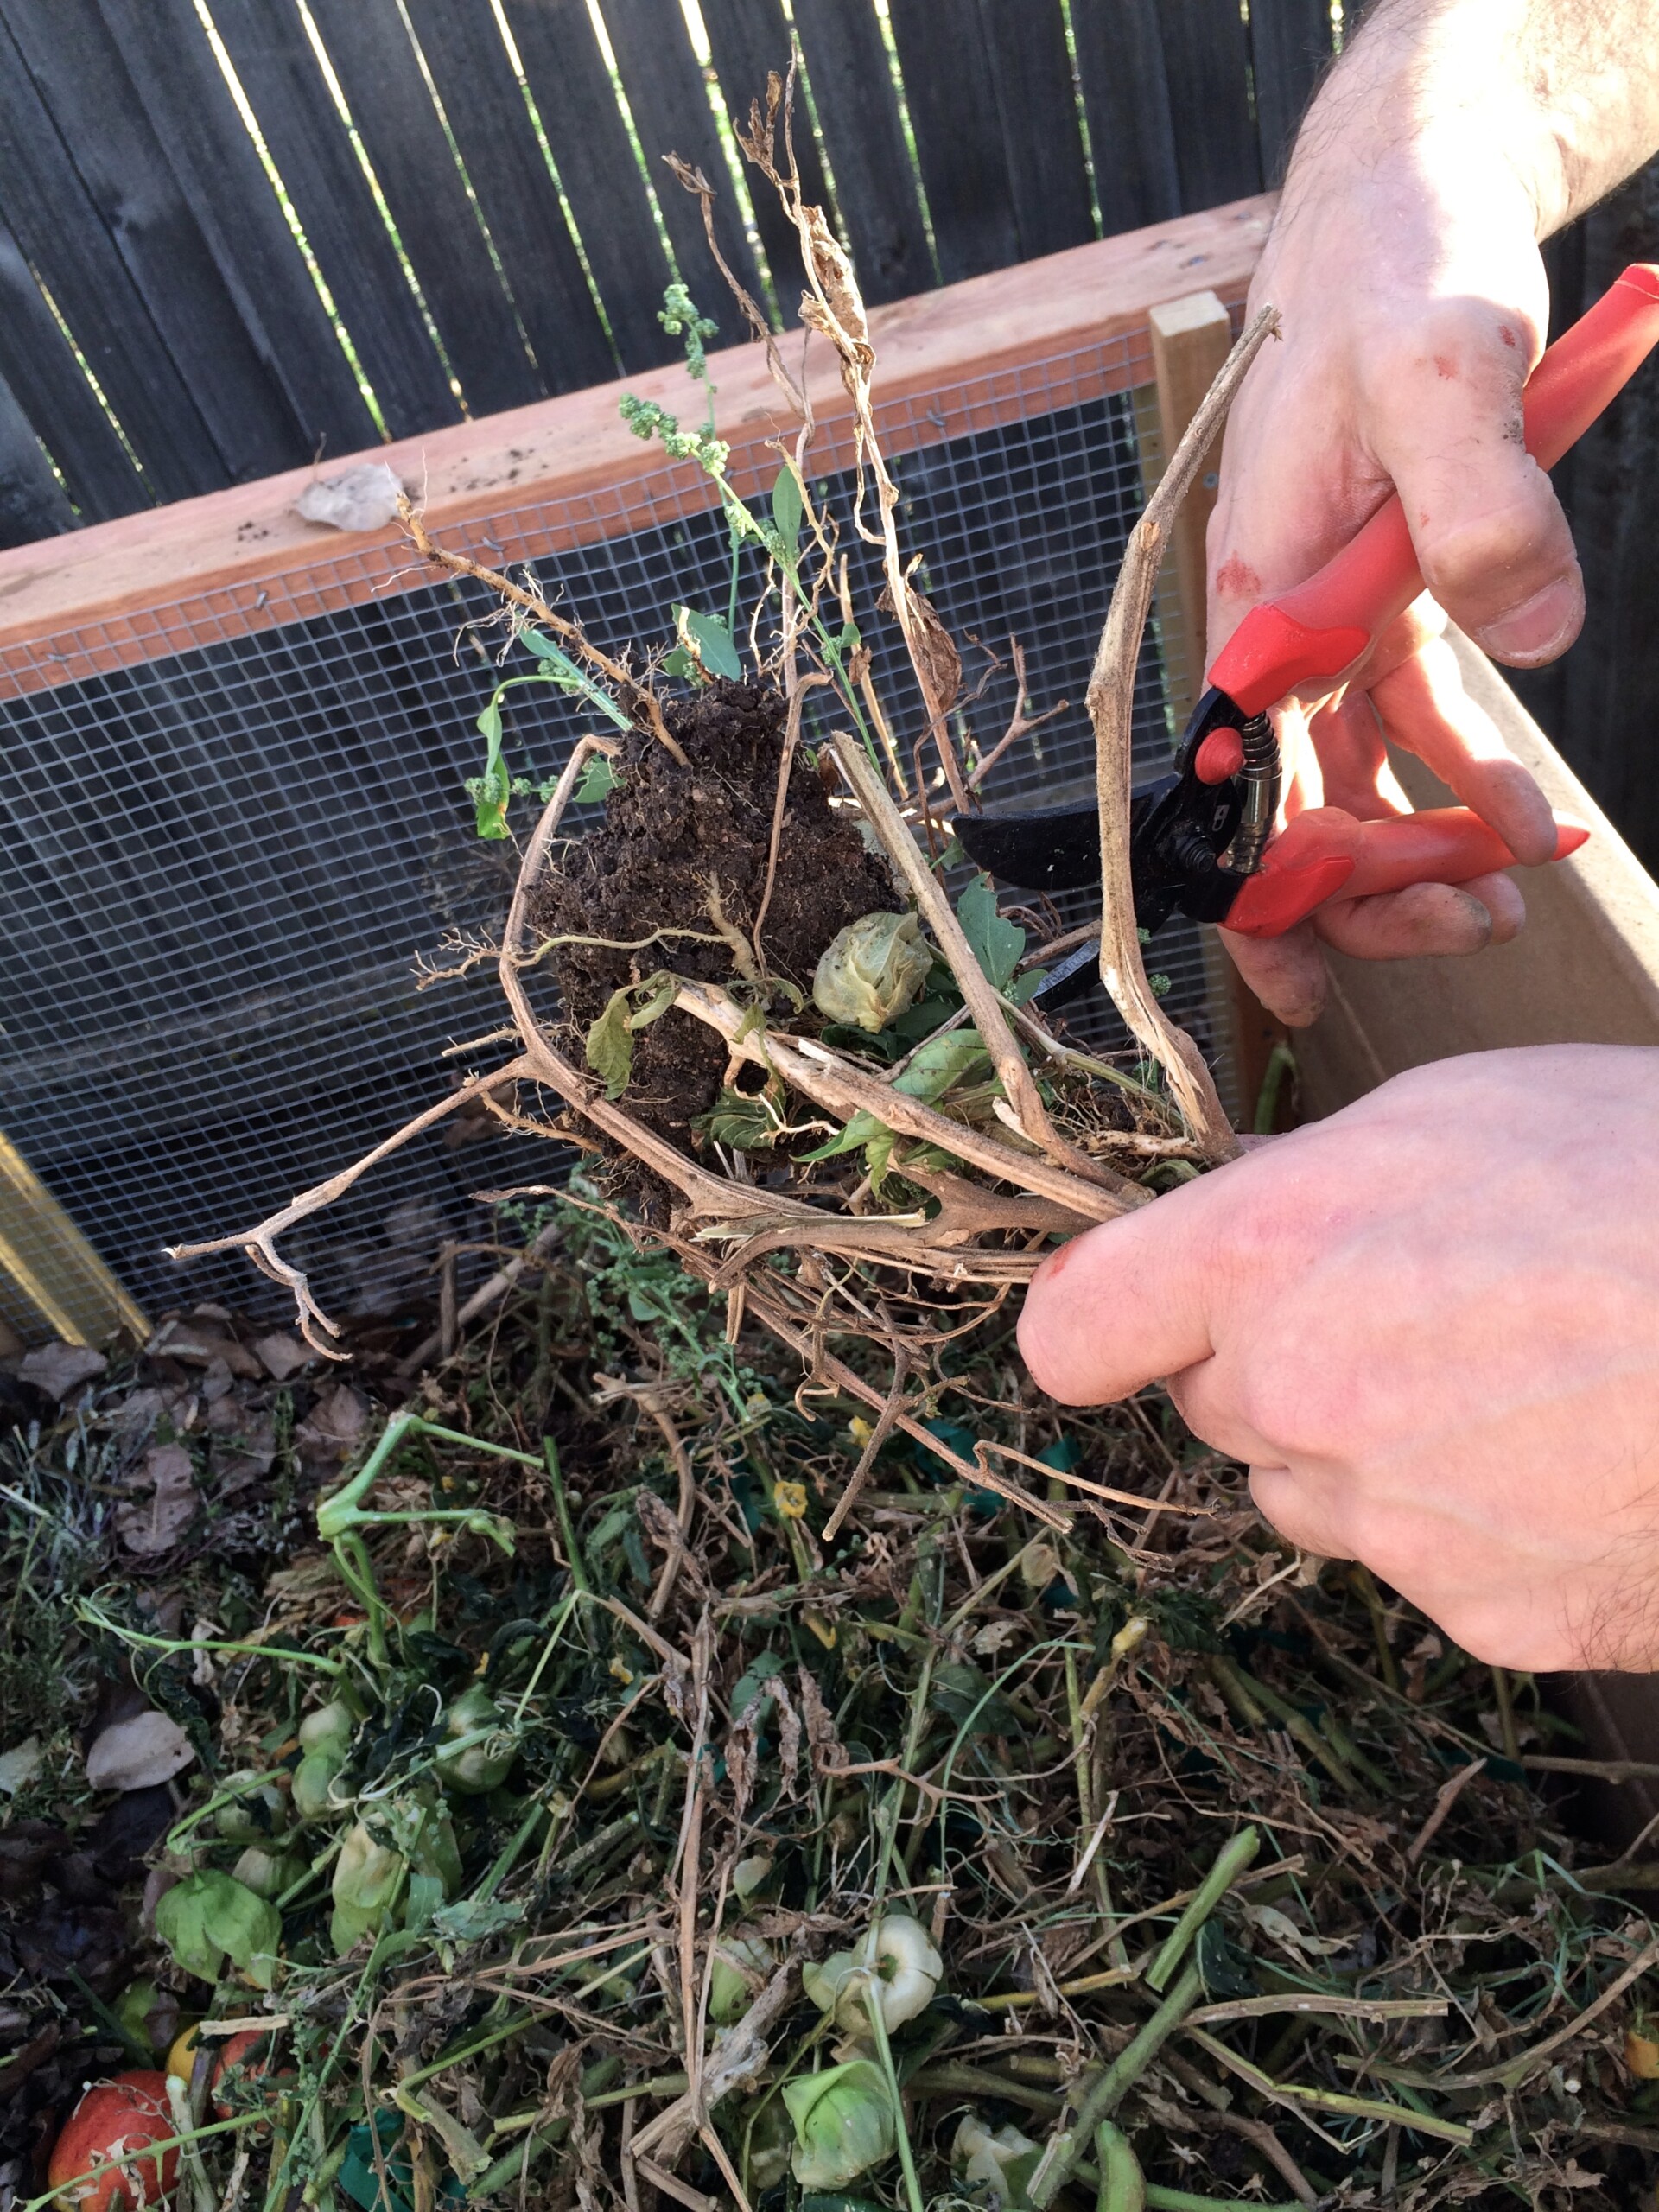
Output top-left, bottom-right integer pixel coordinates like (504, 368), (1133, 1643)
(533, 680), (895, 1177)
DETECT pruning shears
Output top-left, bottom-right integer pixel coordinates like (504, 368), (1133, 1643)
(957, 264), (1659, 946)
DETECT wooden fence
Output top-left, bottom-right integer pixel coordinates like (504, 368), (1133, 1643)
(0, 0), (1338, 545)
(0, 0), (1653, 856)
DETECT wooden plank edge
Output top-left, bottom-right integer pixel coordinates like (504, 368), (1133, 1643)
(0, 194), (1273, 687)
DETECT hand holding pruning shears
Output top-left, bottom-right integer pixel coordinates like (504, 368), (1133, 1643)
(1018, 0), (1659, 1674)
(957, 267), (1659, 993)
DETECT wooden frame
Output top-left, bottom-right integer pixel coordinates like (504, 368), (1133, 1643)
(0, 196), (1274, 698)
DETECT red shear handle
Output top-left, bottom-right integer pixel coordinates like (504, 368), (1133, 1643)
(1209, 265), (1659, 718)
(1224, 806), (1589, 938)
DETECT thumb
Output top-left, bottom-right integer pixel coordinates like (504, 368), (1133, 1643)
(1364, 301), (1581, 668)
(1018, 1171), (1236, 1404)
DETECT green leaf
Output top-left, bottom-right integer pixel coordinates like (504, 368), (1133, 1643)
(156, 1870), (282, 1988)
(662, 645), (696, 679)
(895, 1028), (989, 1103)
(471, 697), (512, 839)
(771, 461), (803, 550)
(695, 1088), (779, 1150)
(679, 606), (743, 681)
(956, 874), (1026, 992)
(431, 1896), (525, 1944)
(794, 1030), (988, 1166)
(574, 754), (619, 805)
(585, 986), (636, 1099)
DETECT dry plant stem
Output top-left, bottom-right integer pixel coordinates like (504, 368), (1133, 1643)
(630, 1961), (799, 2164)
(1088, 305), (1279, 1162)
(749, 116), (971, 815)
(829, 734), (1133, 1196)
(753, 671), (830, 965)
(747, 1290), (1068, 1529)
(645, 1402), (696, 1619)
(167, 1058), (535, 1357)
(672, 981), (1135, 1222)
(398, 498), (688, 767)
(821, 1352), (909, 1542)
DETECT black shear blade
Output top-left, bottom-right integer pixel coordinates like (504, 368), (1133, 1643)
(952, 799), (1103, 892)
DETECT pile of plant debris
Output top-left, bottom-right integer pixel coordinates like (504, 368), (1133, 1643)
(7, 1205), (1659, 2212)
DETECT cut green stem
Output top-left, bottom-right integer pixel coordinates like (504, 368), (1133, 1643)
(1147, 1826), (1259, 1993)
(1027, 1964), (1203, 2208)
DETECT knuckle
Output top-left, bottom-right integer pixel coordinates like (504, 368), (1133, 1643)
(1414, 494), (1571, 605)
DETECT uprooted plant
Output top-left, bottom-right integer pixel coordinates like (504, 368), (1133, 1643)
(170, 70), (1276, 1534)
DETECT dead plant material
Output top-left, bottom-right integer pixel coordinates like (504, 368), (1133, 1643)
(38, 1236), (1659, 2212)
(172, 67), (1264, 1529)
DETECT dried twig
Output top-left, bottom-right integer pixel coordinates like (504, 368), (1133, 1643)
(399, 498), (688, 766)
(1086, 305), (1279, 1160)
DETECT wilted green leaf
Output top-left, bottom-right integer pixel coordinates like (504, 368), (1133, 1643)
(678, 606), (743, 681)
(771, 462), (804, 552)
(695, 1088), (778, 1150)
(156, 1869), (282, 1988)
(812, 911), (931, 1033)
(331, 1821), (407, 1954)
(956, 873), (1026, 992)
(575, 755), (619, 805)
(431, 1896), (525, 1943)
(472, 697), (511, 841)
(585, 987), (636, 1100)
(784, 2058), (895, 2188)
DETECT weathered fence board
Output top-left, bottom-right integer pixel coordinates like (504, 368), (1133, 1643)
(0, 215), (145, 527)
(0, 366), (73, 544)
(0, 10), (233, 501)
(1071, 0), (1184, 237)
(499, 0), (680, 372)
(978, 0), (1096, 263)
(0, 0), (316, 486)
(401, 0), (619, 394)
(1159, 0), (1265, 213)
(600, 0), (767, 318)
(696, 0), (824, 302)
(91, 0), (379, 464)
(208, 0), (462, 437)
(886, 0), (1024, 283)
(1249, 0), (1337, 183)
(787, 0), (931, 303)
(302, 0), (545, 419)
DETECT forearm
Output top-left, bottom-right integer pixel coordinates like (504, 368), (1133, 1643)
(1288, 0), (1659, 240)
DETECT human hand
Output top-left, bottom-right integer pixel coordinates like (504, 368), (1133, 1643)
(1018, 1046), (1659, 1672)
(1209, 7), (1584, 1022)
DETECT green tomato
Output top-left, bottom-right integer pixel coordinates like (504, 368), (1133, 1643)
(783, 2059), (895, 2189)
(291, 1750), (347, 1821)
(231, 1844), (306, 1901)
(433, 1684), (517, 1797)
(330, 1822), (406, 1953)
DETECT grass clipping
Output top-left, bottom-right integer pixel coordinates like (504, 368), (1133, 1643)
(170, 77), (1277, 1532)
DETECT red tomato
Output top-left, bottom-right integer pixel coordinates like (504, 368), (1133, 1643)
(208, 2032), (286, 2123)
(48, 2071), (178, 2212)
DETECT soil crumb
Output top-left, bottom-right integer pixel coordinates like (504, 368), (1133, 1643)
(533, 681), (895, 1192)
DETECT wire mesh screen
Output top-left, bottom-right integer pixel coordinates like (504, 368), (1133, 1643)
(0, 324), (1228, 1332)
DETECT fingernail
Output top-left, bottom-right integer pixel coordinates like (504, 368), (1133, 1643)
(1473, 576), (1582, 665)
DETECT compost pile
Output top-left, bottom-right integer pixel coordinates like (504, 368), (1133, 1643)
(6, 1212), (1659, 2212)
